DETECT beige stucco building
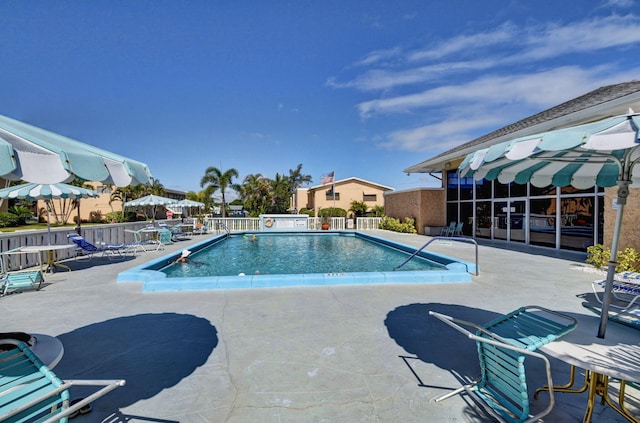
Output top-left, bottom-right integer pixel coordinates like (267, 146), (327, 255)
(295, 177), (393, 217)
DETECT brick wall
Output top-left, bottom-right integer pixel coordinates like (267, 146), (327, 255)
(604, 186), (640, 251)
(384, 188), (445, 234)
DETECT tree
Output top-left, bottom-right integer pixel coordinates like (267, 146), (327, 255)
(349, 200), (368, 217)
(233, 173), (271, 216)
(200, 167), (238, 218)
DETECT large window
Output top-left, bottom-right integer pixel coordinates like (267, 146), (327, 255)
(447, 170), (604, 251)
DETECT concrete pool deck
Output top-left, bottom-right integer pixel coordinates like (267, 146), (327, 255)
(1, 230), (638, 422)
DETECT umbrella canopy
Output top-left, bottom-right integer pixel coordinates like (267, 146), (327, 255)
(124, 194), (179, 221)
(0, 183), (100, 200)
(124, 194), (178, 207)
(174, 199), (205, 208)
(0, 114), (152, 186)
(0, 182), (100, 243)
(459, 112), (640, 338)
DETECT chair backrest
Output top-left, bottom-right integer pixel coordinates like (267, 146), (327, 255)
(430, 308), (575, 423)
(67, 234), (99, 252)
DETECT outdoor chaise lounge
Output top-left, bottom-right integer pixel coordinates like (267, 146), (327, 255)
(592, 271), (640, 312)
(0, 269), (44, 296)
(0, 339), (125, 422)
(67, 234), (132, 260)
(429, 306), (577, 423)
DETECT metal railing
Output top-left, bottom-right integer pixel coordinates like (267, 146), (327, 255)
(394, 236), (479, 275)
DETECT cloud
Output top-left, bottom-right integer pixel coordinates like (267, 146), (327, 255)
(330, 15), (640, 94)
(377, 114), (506, 153)
(357, 65), (619, 118)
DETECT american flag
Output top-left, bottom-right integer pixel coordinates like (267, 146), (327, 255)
(321, 171), (334, 185)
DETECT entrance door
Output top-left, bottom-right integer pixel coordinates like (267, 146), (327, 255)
(493, 200), (526, 242)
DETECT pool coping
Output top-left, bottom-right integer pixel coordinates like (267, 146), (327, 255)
(116, 231), (475, 291)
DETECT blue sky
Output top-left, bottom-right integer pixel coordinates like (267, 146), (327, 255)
(2, 0), (640, 200)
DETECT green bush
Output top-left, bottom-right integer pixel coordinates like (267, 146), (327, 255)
(379, 216), (417, 234)
(586, 244), (640, 272)
(0, 212), (20, 228)
(318, 207), (346, 218)
(8, 206), (33, 225)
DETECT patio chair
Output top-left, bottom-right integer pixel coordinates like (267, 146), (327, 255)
(592, 272), (640, 312)
(1, 269), (44, 296)
(452, 222), (464, 237)
(0, 339), (125, 423)
(440, 222), (456, 237)
(429, 306), (577, 423)
(67, 234), (131, 261)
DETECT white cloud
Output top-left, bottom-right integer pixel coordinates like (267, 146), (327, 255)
(357, 66), (619, 118)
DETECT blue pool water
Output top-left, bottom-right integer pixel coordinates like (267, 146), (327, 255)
(163, 232), (446, 277)
(117, 231), (474, 291)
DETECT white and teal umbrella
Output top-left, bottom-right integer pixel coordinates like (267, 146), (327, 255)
(460, 111), (640, 338)
(124, 194), (179, 221)
(0, 182), (100, 243)
(0, 114), (152, 186)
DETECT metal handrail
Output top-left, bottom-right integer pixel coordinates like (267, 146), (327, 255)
(215, 222), (231, 237)
(394, 236), (479, 275)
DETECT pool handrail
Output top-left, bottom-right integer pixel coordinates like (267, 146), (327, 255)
(394, 236), (479, 275)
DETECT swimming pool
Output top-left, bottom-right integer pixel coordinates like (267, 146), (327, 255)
(117, 231), (474, 291)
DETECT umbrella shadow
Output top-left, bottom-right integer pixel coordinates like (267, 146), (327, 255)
(54, 313), (218, 421)
(384, 303), (500, 382)
(58, 255), (137, 271)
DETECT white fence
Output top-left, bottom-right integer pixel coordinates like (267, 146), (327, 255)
(204, 217), (382, 232)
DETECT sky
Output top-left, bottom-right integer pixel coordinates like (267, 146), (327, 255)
(2, 0), (640, 200)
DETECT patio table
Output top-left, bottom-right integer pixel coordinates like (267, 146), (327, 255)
(2, 244), (76, 273)
(537, 313), (640, 422)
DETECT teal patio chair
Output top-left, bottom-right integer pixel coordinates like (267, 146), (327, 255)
(429, 307), (576, 423)
(1, 269), (44, 296)
(0, 339), (125, 422)
(440, 222), (456, 237)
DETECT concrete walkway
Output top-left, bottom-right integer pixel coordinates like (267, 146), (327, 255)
(1, 230), (638, 422)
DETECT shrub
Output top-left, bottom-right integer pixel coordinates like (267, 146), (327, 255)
(379, 216), (417, 234)
(8, 206), (33, 225)
(89, 210), (104, 223)
(318, 207), (346, 218)
(0, 211), (20, 228)
(586, 244), (640, 272)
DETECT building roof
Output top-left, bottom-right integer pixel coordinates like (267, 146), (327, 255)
(307, 177), (394, 192)
(404, 79), (640, 174)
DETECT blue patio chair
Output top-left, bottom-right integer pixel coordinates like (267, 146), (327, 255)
(0, 339), (125, 423)
(451, 222), (464, 237)
(429, 306), (576, 423)
(440, 222), (456, 237)
(592, 272), (640, 312)
(67, 234), (131, 260)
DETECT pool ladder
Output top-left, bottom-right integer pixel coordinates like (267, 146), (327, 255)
(215, 222), (231, 238)
(394, 236), (479, 275)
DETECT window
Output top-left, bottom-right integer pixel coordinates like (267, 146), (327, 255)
(326, 192), (340, 200)
(363, 193), (377, 201)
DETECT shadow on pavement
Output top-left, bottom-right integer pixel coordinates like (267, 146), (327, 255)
(55, 313), (218, 421)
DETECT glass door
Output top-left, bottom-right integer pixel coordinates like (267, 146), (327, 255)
(493, 200), (526, 242)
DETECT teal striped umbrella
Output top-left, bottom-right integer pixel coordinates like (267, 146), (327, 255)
(0, 182), (99, 242)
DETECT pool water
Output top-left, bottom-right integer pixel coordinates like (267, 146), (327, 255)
(117, 231), (474, 291)
(163, 233), (446, 278)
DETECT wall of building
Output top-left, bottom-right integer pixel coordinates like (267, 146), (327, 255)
(604, 186), (640, 251)
(306, 180), (388, 216)
(384, 188), (445, 234)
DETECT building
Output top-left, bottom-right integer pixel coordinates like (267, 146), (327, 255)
(296, 177), (393, 217)
(386, 80), (640, 251)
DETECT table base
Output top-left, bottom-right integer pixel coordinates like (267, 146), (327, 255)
(535, 365), (639, 423)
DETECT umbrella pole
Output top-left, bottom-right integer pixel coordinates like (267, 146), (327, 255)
(45, 200), (52, 245)
(597, 180), (629, 338)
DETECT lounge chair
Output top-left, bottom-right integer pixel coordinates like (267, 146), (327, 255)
(1, 269), (45, 296)
(0, 339), (125, 423)
(67, 234), (131, 260)
(429, 306), (577, 423)
(592, 272), (640, 312)
(440, 222), (456, 237)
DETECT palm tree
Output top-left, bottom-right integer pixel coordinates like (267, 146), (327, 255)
(233, 173), (270, 216)
(200, 167), (238, 217)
